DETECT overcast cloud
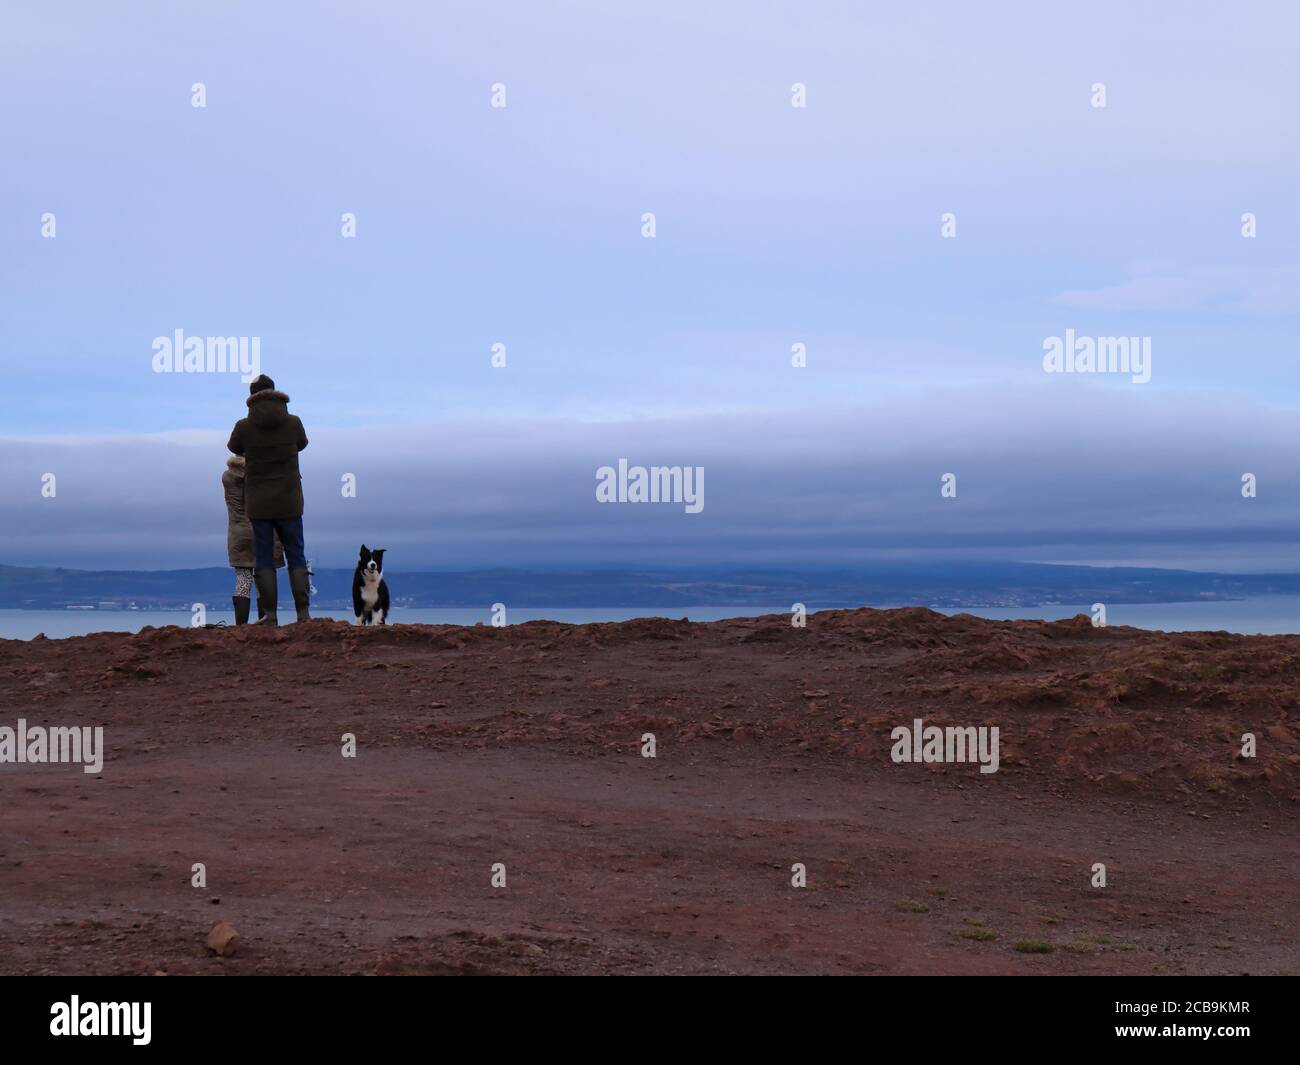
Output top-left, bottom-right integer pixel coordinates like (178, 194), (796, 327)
(5, 385), (1298, 571)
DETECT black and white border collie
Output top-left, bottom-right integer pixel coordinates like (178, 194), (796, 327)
(352, 545), (390, 626)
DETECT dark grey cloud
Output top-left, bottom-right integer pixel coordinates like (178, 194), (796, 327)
(3, 385), (1297, 572)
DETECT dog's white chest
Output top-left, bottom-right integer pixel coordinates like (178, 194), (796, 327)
(361, 581), (380, 609)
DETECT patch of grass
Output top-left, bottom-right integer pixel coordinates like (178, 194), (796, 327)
(959, 926), (996, 942)
(1014, 939), (1055, 954)
(963, 916), (986, 926)
(1117, 943), (1137, 952)
(1062, 940), (1094, 954)
(895, 899), (930, 913)
(926, 885), (948, 897)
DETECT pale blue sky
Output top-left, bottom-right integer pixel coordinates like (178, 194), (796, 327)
(1, 1), (1298, 569)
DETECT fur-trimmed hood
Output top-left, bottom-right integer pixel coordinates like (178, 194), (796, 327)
(247, 389), (291, 429)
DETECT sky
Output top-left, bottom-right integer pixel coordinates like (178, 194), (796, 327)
(2, 1), (1298, 571)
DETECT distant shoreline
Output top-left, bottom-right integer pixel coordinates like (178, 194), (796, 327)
(6, 561), (1300, 618)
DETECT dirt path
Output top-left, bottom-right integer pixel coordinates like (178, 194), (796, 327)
(1, 611), (1297, 974)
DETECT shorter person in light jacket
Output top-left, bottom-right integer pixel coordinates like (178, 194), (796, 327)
(221, 455), (284, 625)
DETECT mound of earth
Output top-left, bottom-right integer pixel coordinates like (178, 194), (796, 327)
(0, 609), (1295, 974)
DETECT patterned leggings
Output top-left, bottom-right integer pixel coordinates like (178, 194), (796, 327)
(233, 567), (253, 597)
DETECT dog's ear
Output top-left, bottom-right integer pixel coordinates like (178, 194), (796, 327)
(359, 544), (368, 556)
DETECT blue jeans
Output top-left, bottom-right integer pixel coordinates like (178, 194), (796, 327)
(252, 516), (307, 571)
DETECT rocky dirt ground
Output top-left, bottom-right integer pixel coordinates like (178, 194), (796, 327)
(1, 608), (1296, 975)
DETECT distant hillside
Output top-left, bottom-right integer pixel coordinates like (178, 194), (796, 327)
(3, 561), (1299, 611)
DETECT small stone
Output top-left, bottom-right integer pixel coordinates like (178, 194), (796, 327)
(206, 919), (240, 956)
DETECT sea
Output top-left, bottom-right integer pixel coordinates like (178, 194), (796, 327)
(4, 597), (1300, 640)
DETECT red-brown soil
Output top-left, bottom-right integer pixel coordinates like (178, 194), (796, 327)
(1, 608), (1297, 975)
